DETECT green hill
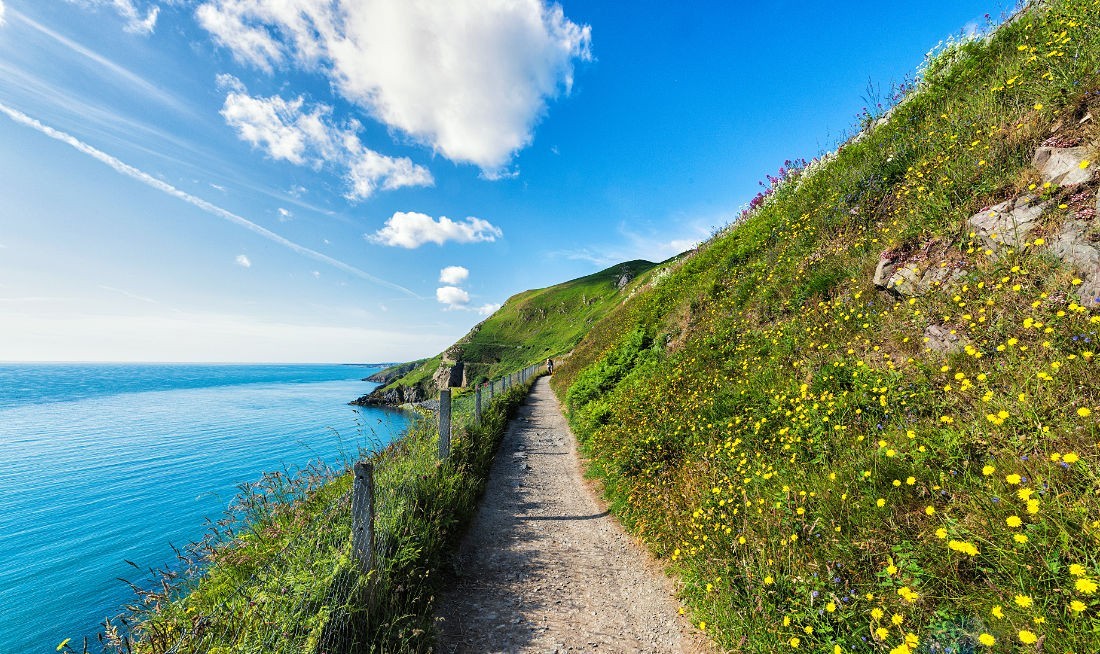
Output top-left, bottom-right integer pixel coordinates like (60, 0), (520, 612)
(353, 259), (665, 405)
(550, 1), (1100, 652)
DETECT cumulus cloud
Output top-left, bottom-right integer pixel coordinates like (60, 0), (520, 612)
(195, 0), (591, 172)
(439, 265), (469, 285)
(277, 207), (292, 221)
(436, 286), (470, 310)
(477, 303), (501, 317)
(368, 212), (502, 249)
(68, 0), (159, 34)
(235, 254), (252, 267)
(219, 80), (432, 200)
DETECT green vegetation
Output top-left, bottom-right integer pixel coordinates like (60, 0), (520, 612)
(97, 377), (538, 654)
(367, 260), (664, 402)
(553, 1), (1100, 651)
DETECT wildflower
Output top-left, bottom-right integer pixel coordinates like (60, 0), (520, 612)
(788, 637), (800, 648)
(871, 608), (884, 620)
(1078, 407), (1092, 418)
(1018, 630), (1038, 644)
(992, 605), (1004, 619)
(1006, 474), (1022, 485)
(1070, 600), (1087, 613)
(1015, 594), (1033, 608)
(891, 613), (904, 625)
(1063, 452), (1079, 464)
(826, 601), (836, 613)
(764, 575), (774, 585)
(935, 528), (948, 539)
(1075, 578), (1098, 595)
(978, 633), (995, 646)
(1006, 515), (1023, 528)
(875, 627), (889, 640)
(1070, 564), (1086, 577)
(949, 540), (979, 556)
(982, 465), (996, 476)
(925, 505), (936, 515)
(1014, 533), (1029, 543)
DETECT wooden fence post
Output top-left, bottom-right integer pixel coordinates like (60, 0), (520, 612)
(475, 386), (482, 424)
(352, 461), (375, 574)
(438, 389), (451, 459)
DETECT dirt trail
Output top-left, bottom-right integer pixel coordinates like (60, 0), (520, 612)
(435, 377), (708, 654)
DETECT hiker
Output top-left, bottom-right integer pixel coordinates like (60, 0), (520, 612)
(546, 358), (554, 375)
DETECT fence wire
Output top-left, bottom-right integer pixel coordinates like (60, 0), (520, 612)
(84, 363), (545, 654)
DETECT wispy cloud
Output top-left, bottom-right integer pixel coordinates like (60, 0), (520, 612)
(219, 78), (433, 200)
(99, 285), (160, 305)
(67, 0), (159, 34)
(0, 102), (419, 298)
(476, 303), (501, 316)
(196, 0), (591, 174)
(368, 212), (502, 249)
(235, 254), (252, 268)
(0, 1), (7, 27)
(11, 10), (184, 113)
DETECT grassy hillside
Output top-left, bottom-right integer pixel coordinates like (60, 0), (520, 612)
(553, 1), (1100, 652)
(359, 259), (664, 403)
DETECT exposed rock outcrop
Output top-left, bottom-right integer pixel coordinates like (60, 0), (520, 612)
(363, 359), (424, 384)
(967, 195), (1047, 253)
(432, 361), (465, 389)
(1033, 145), (1095, 187)
(872, 242), (965, 297)
(350, 384), (427, 407)
(924, 324), (969, 354)
(1048, 209), (1100, 308)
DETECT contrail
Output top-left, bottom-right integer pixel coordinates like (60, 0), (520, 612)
(0, 101), (420, 298)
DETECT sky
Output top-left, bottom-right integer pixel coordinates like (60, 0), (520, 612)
(0, 0), (1018, 363)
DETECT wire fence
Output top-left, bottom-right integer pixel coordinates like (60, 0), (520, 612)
(80, 362), (547, 654)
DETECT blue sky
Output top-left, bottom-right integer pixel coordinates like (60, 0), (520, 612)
(0, 0), (1015, 363)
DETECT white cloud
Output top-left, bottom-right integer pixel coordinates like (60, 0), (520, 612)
(235, 254), (252, 267)
(0, 1), (6, 27)
(436, 286), (470, 310)
(368, 212), (502, 249)
(277, 207), (292, 221)
(195, 0), (591, 172)
(439, 265), (469, 285)
(0, 101), (418, 297)
(477, 303), (501, 316)
(220, 81), (432, 200)
(68, 0), (159, 34)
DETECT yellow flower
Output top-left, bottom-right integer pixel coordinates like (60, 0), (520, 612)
(992, 605), (1004, 619)
(1063, 452), (1079, 464)
(1006, 474), (1022, 485)
(1070, 564), (1086, 577)
(1080, 159), (1091, 169)
(1006, 515), (1023, 528)
(1015, 594), (1033, 608)
(764, 576), (775, 585)
(1078, 407), (1092, 418)
(875, 627), (889, 640)
(1070, 600), (1087, 613)
(834, 647), (843, 654)
(826, 602), (836, 613)
(1018, 630), (1038, 645)
(877, 498), (886, 507)
(982, 465), (996, 476)
(1075, 577), (1098, 595)
(935, 528), (948, 539)
(978, 633), (995, 646)
(1014, 533), (1029, 543)
(925, 505), (936, 515)
(699, 621), (706, 630)
(1034, 103), (1044, 110)
(891, 613), (904, 625)
(788, 637), (800, 648)
(871, 608), (884, 620)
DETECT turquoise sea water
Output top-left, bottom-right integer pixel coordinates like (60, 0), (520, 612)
(0, 363), (409, 653)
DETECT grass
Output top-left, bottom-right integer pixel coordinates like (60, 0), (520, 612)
(88, 375), (540, 654)
(370, 259), (666, 401)
(552, 1), (1100, 651)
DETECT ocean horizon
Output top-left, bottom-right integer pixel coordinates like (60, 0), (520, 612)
(0, 362), (411, 653)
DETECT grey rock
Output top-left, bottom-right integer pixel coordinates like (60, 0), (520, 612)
(968, 194), (1047, 252)
(1033, 145), (1095, 187)
(924, 324), (968, 354)
(1049, 218), (1100, 308)
(872, 255), (899, 288)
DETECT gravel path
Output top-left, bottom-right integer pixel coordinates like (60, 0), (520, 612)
(435, 377), (710, 654)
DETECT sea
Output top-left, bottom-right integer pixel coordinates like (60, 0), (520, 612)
(0, 363), (409, 653)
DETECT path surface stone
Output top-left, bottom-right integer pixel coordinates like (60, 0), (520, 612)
(435, 378), (707, 654)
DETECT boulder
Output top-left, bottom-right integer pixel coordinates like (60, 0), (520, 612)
(872, 254), (899, 288)
(968, 195), (1047, 252)
(873, 247), (965, 297)
(432, 361), (465, 389)
(1033, 145), (1094, 187)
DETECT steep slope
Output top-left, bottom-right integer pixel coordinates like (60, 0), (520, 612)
(553, 2), (1100, 652)
(354, 259), (664, 405)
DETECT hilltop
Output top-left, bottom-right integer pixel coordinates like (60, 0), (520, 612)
(352, 259), (666, 406)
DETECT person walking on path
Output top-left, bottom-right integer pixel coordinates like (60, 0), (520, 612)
(546, 357), (554, 375)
